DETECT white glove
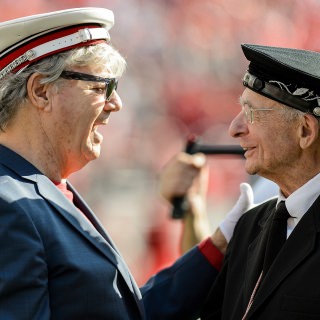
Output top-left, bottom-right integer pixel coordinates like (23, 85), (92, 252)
(219, 183), (254, 242)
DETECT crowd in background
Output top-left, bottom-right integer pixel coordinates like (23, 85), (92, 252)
(1, 0), (319, 284)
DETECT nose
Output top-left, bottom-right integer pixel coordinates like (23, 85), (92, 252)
(228, 110), (249, 138)
(104, 90), (122, 112)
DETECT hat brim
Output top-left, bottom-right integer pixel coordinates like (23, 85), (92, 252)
(0, 7), (114, 55)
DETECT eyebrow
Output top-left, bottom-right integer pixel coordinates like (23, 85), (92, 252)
(239, 94), (283, 110)
(238, 96), (252, 108)
(239, 95), (267, 110)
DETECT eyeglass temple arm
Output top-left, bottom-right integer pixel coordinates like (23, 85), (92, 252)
(171, 135), (245, 219)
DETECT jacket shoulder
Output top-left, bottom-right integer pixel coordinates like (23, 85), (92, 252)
(240, 198), (278, 227)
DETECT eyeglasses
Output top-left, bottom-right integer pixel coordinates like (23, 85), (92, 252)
(60, 70), (118, 101)
(242, 105), (276, 124)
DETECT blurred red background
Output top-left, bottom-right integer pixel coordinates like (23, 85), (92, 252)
(1, 0), (319, 284)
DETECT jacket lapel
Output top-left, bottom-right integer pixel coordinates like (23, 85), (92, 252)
(247, 196), (320, 318)
(36, 175), (142, 299)
(67, 182), (119, 250)
(244, 206), (274, 304)
(67, 182), (143, 302)
(36, 175), (117, 260)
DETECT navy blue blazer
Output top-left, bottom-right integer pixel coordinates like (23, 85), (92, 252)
(0, 145), (218, 320)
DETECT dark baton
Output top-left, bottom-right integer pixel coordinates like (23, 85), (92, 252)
(171, 136), (245, 219)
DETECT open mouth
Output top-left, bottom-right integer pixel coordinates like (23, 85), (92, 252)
(92, 126), (104, 144)
(242, 146), (255, 157)
(91, 112), (111, 144)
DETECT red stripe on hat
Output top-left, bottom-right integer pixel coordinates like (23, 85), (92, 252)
(16, 39), (105, 71)
(0, 24), (105, 73)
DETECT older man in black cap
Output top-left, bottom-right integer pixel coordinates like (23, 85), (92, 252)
(192, 44), (320, 319)
(161, 44), (320, 320)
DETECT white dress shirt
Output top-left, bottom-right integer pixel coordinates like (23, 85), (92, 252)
(276, 172), (320, 238)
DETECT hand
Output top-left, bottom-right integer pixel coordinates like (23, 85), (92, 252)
(219, 182), (254, 243)
(159, 152), (208, 204)
(159, 152), (210, 253)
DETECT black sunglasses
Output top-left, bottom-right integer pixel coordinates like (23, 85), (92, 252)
(60, 70), (118, 101)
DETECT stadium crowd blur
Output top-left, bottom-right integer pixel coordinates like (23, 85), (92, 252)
(1, 0), (320, 285)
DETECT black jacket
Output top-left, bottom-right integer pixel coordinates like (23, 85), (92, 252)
(201, 196), (320, 319)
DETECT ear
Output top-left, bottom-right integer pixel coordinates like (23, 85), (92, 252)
(26, 73), (51, 111)
(299, 114), (319, 149)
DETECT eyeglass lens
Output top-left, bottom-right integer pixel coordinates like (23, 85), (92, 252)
(60, 71), (118, 101)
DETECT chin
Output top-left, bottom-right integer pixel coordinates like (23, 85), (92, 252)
(93, 145), (102, 158)
(83, 145), (101, 162)
(245, 162), (259, 176)
(90, 150), (101, 160)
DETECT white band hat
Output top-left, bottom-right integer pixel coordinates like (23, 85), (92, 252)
(0, 7), (114, 79)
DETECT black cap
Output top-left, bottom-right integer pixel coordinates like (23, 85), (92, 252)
(241, 44), (320, 117)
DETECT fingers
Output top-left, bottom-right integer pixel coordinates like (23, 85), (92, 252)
(239, 182), (254, 210)
(159, 152), (207, 202)
(191, 153), (206, 168)
(219, 182), (256, 242)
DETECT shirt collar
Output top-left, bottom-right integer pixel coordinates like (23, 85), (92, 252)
(277, 172), (320, 225)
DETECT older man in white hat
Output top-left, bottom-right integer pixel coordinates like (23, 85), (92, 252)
(0, 7), (253, 319)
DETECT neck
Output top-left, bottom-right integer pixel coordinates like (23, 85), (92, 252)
(262, 157), (320, 197)
(0, 108), (65, 181)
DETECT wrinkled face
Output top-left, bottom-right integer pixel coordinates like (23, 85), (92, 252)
(45, 65), (122, 176)
(228, 88), (301, 180)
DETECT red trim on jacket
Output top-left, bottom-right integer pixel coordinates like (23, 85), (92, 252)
(198, 237), (223, 271)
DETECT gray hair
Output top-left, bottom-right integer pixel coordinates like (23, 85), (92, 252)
(268, 98), (306, 123)
(281, 104), (305, 122)
(0, 43), (126, 131)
